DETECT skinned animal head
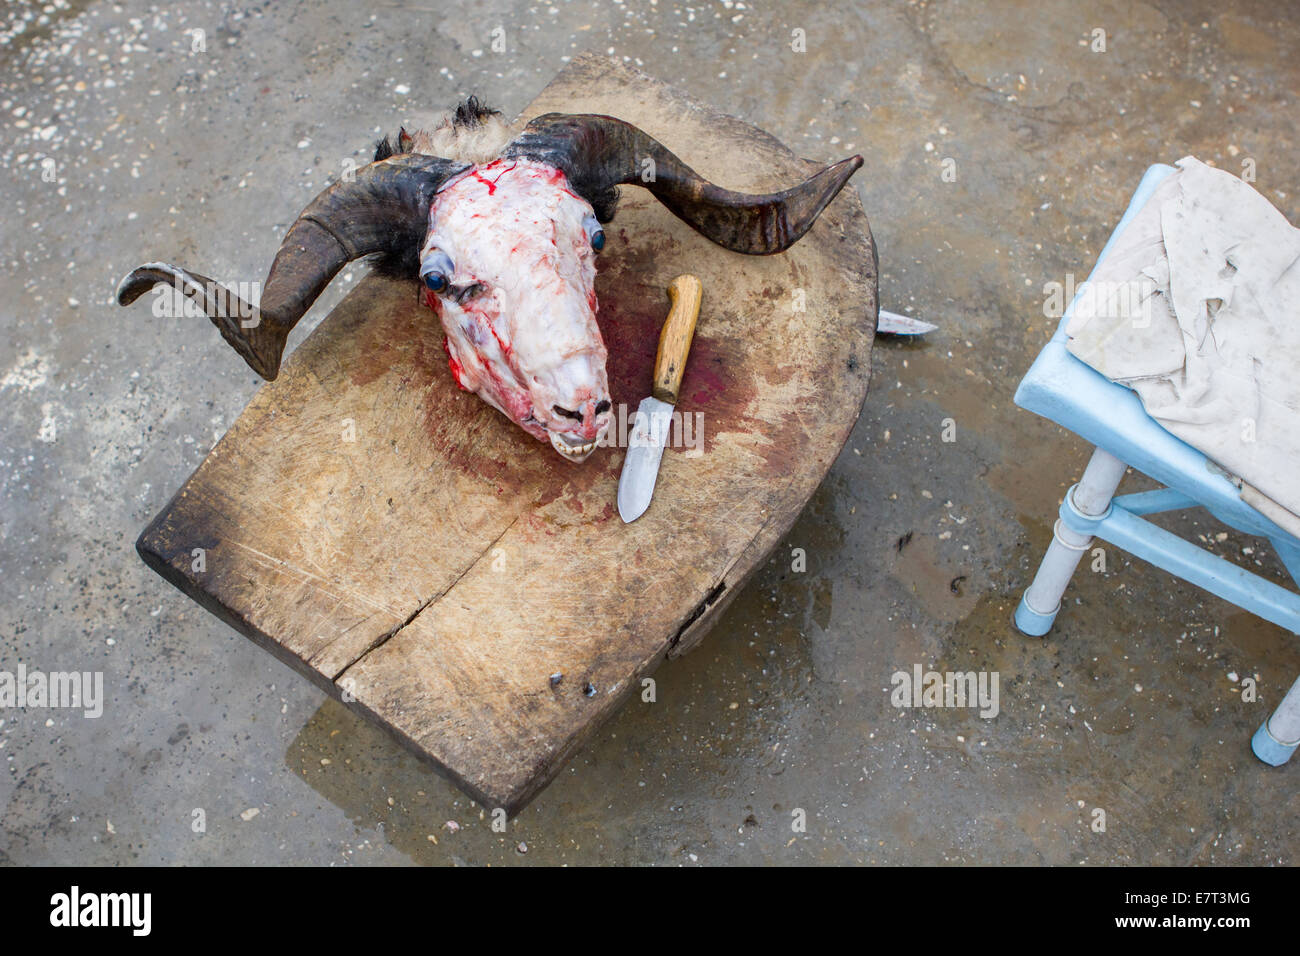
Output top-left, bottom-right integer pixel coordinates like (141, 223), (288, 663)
(116, 97), (862, 461)
(421, 157), (611, 460)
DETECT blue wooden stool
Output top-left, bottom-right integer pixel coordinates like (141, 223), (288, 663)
(1013, 163), (1300, 766)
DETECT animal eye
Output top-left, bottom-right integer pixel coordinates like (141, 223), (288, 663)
(582, 215), (605, 252)
(420, 250), (454, 293)
(455, 282), (484, 305)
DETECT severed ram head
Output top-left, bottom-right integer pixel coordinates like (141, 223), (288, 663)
(117, 99), (862, 462)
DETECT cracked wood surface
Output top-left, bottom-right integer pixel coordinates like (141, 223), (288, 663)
(137, 53), (877, 813)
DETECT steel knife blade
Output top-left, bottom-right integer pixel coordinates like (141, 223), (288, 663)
(617, 274), (703, 523)
(877, 309), (938, 335)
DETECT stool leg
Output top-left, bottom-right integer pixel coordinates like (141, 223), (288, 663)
(1015, 448), (1127, 636)
(1252, 673), (1300, 766)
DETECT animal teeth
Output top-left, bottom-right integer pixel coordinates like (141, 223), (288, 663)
(549, 431), (597, 458)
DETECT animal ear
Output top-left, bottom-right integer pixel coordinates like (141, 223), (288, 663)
(399, 127), (414, 153)
(117, 154), (469, 380)
(506, 113), (861, 255)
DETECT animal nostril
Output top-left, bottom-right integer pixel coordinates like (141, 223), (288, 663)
(552, 404), (584, 422)
(594, 400), (611, 415)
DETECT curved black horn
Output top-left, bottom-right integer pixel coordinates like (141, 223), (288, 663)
(117, 154), (469, 380)
(504, 113), (862, 255)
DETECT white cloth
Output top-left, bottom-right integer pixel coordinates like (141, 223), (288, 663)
(1065, 156), (1300, 538)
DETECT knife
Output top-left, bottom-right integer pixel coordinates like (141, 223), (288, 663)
(618, 274), (703, 523)
(877, 309), (938, 335)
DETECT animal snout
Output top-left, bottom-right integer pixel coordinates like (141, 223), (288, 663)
(553, 398), (612, 435)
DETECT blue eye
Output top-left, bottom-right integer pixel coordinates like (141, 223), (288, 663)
(420, 250), (454, 293)
(582, 215), (605, 252)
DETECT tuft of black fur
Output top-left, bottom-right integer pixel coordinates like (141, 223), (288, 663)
(373, 134), (397, 162)
(587, 186), (620, 224)
(454, 95), (501, 128)
(373, 96), (503, 163)
(367, 246), (422, 279)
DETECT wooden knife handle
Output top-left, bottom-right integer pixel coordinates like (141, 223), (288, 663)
(652, 274), (703, 405)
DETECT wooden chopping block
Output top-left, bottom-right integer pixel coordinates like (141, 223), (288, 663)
(137, 53), (878, 814)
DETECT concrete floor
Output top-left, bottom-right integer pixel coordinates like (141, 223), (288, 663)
(2, 0), (1298, 865)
